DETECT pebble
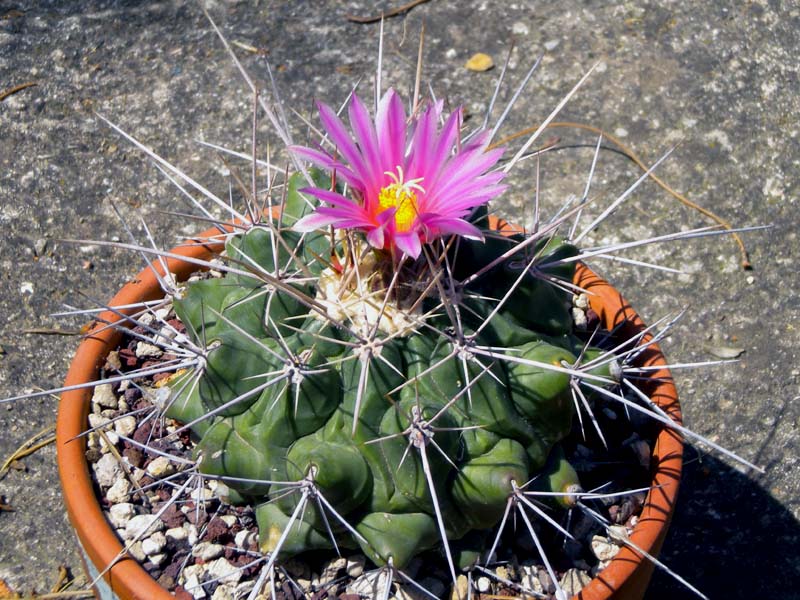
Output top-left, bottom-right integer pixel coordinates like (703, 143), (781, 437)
(191, 541), (225, 561)
(166, 526), (189, 542)
(136, 341), (163, 358)
(149, 553), (167, 567)
(591, 534), (620, 561)
(476, 576), (491, 593)
(560, 568), (591, 594)
(233, 581), (255, 599)
(92, 383), (119, 409)
(128, 541), (147, 562)
(346, 555), (365, 578)
(125, 514), (164, 541)
(219, 514), (238, 528)
(190, 486), (215, 503)
(346, 569), (390, 597)
(183, 571), (206, 599)
(187, 523), (199, 545)
(211, 585), (235, 600)
(146, 456), (176, 478)
(142, 531), (167, 556)
(450, 575), (469, 600)
(539, 569), (555, 593)
(108, 502), (136, 528)
(115, 415), (137, 437)
(106, 477), (132, 503)
(572, 306), (588, 329)
(99, 430), (120, 452)
(33, 238), (48, 256)
(207, 557), (242, 584)
(511, 21), (529, 35)
(608, 525), (630, 543)
(234, 529), (256, 549)
(93, 452), (123, 488)
(88, 413), (111, 430)
(519, 566), (543, 593)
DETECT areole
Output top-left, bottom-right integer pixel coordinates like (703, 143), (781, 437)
(56, 219), (683, 600)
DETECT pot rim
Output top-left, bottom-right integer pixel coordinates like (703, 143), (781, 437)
(56, 222), (682, 600)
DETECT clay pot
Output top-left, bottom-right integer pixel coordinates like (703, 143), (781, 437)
(56, 224), (682, 600)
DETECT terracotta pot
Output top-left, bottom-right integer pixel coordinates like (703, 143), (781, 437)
(57, 223), (682, 600)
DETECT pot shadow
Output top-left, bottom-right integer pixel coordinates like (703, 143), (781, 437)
(644, 445), (800, 599)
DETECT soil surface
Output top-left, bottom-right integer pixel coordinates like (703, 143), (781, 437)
(1, 1), (798, 598)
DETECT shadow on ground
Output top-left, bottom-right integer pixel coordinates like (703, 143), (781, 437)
(646, 447), (800, 598)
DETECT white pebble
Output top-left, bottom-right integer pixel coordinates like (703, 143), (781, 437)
(146, 456), (176, 478)
(189, 486), (215, 503)
(220, 515), (238, 528)
(127, 540), (146, 561)
(559, 568), (591, 594)
(519, 565), (543, 593)
(346, 570), (390, 597)
(107, 502), (136, 528)
(88, 413), (111, 430)
(208, 557), (243, 584)
(191, 541), (225, 561)
(106, 477), (131, 504)
(142, 531), (167, 556)
(211, 585), (235, 600)
(451, 575), (469, 600)
(346, 555), (365, 578)
(99, 430), (119, 453)
(591, 535), (621, 561)
(135, 341), (162, 358)
(572, 307), (588, 329)
(183, 572), (206, 599)
(233, 581), (255, 599)
(125, 514), (164, 541)
(92, 383), (118, 409)
(167, 526), (189, 542)
(186, 523), (199, 545)
(234, 529), (255, 549)
(512, 21), (529, 35)
(114, 415), (137, 437)
(544, 39), (560, 51)
(93, 453), (122, 488)
(149, 553), (167, 567)
(477, 576), (491, 593)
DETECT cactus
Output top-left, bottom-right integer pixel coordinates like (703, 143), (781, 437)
(159, 88), (624, 578)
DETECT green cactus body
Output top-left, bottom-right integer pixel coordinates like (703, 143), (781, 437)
(163, 170), (608, 568)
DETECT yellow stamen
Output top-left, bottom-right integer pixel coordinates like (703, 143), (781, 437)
(378, 166), (424, 232)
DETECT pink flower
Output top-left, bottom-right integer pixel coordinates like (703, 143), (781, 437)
(291, 89), (507, 259)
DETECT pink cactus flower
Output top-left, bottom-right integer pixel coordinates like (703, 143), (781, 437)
(291, 89), (507, 259)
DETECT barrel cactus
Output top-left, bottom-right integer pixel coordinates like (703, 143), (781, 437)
(161, 89), (617, 580)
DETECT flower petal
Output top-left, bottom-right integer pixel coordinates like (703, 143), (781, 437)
(294, 210), (341, 232)
(348, 93), (382, 199)
(289, 145), (362, 190)
(376, 89), (407, 175)
(317, 101), (374, 189)
(394, 231), (422, 259)
(420, 215), (485, 241)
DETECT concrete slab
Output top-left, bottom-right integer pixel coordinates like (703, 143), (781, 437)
(1, 1), (797, 596)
